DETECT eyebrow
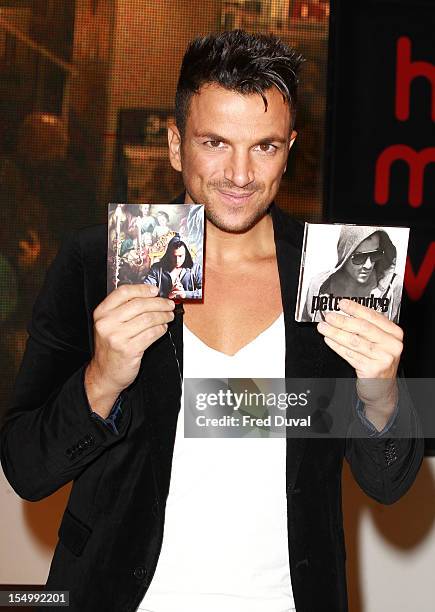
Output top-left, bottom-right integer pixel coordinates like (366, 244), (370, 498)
(194, 132), (288, 144)
(257, 135), (288, 144)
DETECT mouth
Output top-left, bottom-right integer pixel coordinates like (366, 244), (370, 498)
(217, 190), (255, 205)
(358, 271), (371, 280)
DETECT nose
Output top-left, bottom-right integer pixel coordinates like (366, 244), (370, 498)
(224, 148), (254, 188)
(362, 255), (374, 269)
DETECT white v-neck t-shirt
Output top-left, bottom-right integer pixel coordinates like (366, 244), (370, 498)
(139, 314), (295, 612)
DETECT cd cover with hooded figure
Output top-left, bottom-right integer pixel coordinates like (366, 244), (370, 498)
(295, 223), (409, 323)
(107, 203), (204, 300)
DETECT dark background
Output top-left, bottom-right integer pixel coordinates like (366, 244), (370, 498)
(325, 0), (435, 454)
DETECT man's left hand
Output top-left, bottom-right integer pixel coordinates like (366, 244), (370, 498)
(317, 299), (403, 431)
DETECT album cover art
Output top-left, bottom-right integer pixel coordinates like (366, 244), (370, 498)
(107, 203), (204, 300)
(295, 223), (409, 323)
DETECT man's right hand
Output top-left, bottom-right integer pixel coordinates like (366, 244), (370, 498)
(85, 284), (175, 418)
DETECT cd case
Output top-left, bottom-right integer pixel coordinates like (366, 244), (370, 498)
(295, 223), (409, 323)
(107, 203), (204, 300)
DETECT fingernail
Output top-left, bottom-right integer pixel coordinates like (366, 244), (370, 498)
(149, 286), (159, 295)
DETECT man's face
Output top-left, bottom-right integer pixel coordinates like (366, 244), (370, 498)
(171, 245), (186, 268)
(168, 84), (296, 233)
(343, 234), (381, 285)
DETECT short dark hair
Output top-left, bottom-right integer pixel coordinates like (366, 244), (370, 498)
(175, 30), (304, 137)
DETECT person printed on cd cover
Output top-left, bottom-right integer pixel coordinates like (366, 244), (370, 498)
(144, 235), (202, 299)
(140, 204), (157, 233)
(302, 226), (403, 323)
(116, 205), (151, 284)
(152, 210), (173, 240)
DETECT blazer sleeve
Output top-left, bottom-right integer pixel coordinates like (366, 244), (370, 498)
(0, 231), (132, 502)
(344, 377), (424, 504)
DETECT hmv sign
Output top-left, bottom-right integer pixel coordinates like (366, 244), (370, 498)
(326, 0), (435, 380)
(375, 36), (435, 210)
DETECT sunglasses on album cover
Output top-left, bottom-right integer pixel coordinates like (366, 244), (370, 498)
(350, 249), (384, 265)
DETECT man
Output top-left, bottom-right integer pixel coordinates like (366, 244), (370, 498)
(303, 226), (403, 322)
(144, 236), (202, 299)
(0, 31), (423, 612)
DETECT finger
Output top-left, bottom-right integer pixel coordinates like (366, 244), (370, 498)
(317, 320), (402, 363)
(338, 299), (403, 341)
(119, 309), (175, 340)
(129, 322), (169, 355)
(324, 337), (397, 378)
(323, 336), (370, 371)
(96, 284), (160, 315)
(113, 296), (174, 323)
(323, 311), (403, 355)
(318, 321), (384, 359)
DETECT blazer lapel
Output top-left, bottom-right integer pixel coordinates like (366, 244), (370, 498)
(271, 205), (323, 491)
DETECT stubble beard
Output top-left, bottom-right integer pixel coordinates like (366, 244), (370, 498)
(204, 199), (271, 234)
(185, 179), (272, 234)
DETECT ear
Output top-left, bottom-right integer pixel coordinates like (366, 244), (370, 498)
(168, 124), (182, 172)
(283, 130), (298, 174)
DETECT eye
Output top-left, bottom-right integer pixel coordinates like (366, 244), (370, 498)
(204, 140), (224, 148)
(256, 143), (277, 153)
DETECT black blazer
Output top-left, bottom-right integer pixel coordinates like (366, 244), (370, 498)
(0, 204), (424, 612)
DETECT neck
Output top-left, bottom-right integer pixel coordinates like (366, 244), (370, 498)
(205, 213), (276, 267)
